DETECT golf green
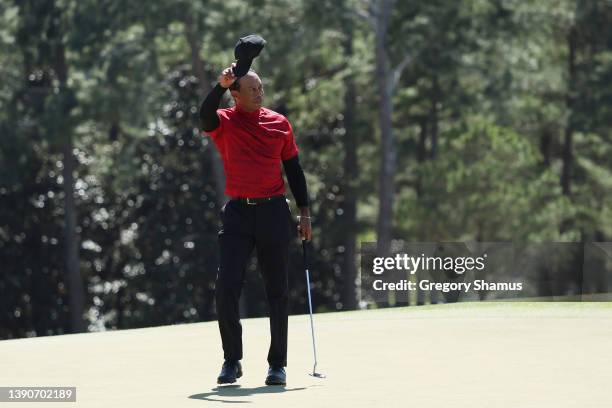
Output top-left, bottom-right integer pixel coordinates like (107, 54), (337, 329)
(1, 302), (611, 407)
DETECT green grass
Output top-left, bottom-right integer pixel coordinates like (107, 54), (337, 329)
(310, 300), (612, 322)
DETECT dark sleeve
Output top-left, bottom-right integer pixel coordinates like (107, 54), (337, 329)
(199, 83), (227, 132)
(282, 154), (309, 208)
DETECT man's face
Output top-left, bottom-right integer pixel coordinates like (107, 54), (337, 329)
(232, 72), (264, 112)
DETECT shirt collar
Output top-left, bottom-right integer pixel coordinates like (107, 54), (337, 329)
(235, 104), (262, 119)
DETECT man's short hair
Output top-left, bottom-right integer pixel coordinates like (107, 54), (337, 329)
(229, 69), (258, 92)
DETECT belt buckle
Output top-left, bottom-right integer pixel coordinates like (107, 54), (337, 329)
(246, 197), (257, 205)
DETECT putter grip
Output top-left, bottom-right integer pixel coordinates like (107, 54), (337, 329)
(302, 240), (309, 270)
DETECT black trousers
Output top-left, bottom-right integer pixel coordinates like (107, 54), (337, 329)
(215, 197), (295, 367)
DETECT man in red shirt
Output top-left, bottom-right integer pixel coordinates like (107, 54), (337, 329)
(200, 63), (311, 386)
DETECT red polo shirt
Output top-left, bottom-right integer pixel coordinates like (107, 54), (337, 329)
(204, 105), (299, 198)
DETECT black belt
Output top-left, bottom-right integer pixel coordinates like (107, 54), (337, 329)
(230, 194), (285, 205)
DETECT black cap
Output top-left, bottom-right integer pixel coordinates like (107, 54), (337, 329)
(232, 34), (266, 77)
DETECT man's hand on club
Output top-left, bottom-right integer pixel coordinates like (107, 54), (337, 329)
(219, 63), (237, 88)
(297, 209), (312, 241)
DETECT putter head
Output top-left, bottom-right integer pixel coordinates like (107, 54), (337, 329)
(310, 372), (326, 378)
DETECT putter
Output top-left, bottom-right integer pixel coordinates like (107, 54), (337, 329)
(302, 239), (326, 379)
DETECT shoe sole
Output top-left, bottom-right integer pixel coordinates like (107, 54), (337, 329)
(217, 371), (243, 384)
(265, 378), (286, 386)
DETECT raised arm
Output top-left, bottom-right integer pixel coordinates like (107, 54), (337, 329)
(199, 84), (226, 131)
(199, 63), (236, 132)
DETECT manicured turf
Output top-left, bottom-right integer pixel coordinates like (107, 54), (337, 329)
(1, 302), (611, 407)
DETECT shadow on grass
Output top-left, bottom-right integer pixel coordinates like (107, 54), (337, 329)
(189, 384), (311, 403)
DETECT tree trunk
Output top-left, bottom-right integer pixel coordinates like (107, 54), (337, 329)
(62, 141), (86, 332)
(429, 74), (439, 159)
(415, 117), (427, 197)
(55, 40), (86, 333)
(561, 26), (577, 197)
(184, 14), (227, 209)
(374, 0), (396, 258)
(340, 17), (358, 311)
(539, 127), (552, 166)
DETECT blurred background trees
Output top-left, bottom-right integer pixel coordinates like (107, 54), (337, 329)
(1, 0), (611, 339)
